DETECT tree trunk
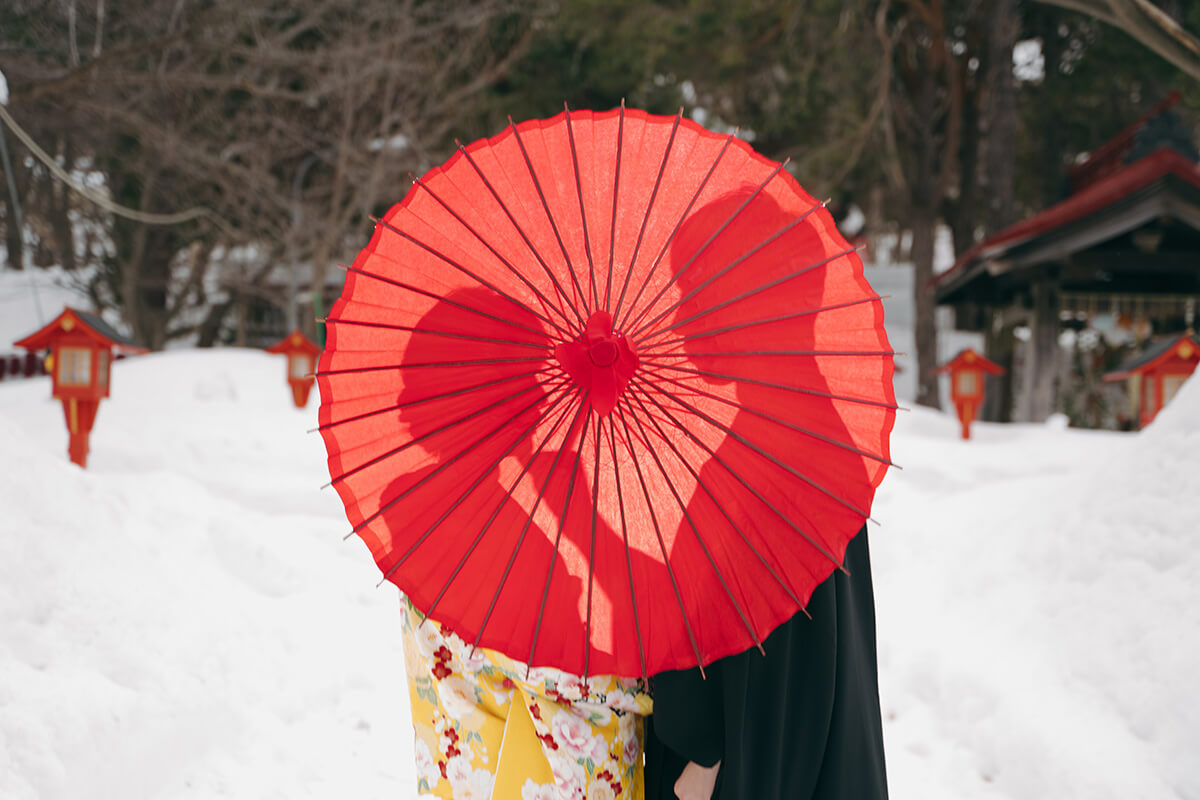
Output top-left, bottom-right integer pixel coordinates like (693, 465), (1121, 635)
(985, 0), (1020, 232)
(0, 131), (24, 270)
(911, 74), (942, 410)
(912, 203), (942, 409)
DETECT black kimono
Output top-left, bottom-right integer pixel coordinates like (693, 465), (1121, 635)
(645, 527), (888, 800)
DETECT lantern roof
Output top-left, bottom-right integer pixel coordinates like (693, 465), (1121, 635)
(1103, 331), (1200, 381)
(264, 329), (321, 356)
(936, 347), (1006, 376)
(13, 307), (147, 353)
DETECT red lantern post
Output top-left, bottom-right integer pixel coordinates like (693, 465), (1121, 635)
(14, 308), (147, 467)
(937, 348), (1006, 440)
(265, 329), (321, 408)
(1103, 332), (1199, 428)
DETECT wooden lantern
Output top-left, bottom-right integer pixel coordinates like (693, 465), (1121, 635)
(937, 348), (1006, 440)
(1103, 332), (1199, 429)
(14, 308), (147, 467)
(265, 329), (321, 408)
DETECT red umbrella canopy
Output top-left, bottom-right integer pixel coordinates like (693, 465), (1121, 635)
(317, 106), (896, 679)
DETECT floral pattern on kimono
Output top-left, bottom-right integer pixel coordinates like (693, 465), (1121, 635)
(400, 595), (651, 800)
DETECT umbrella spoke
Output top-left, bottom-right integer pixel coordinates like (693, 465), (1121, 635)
(316, 355), (547, 378)
(416, 388), (580, 628)
(629, 196), (821, 341)
(626, 376), (850, 574)
(456, 142), (587, 329)
(379, 384), (577, 582)
(632, 245), (856, 345)
(620, 158), (788, 336)
(327, 317), (549, 350)
(528, 410), (591, 670)
(329, 375), (566, 492)
(613, 129), (740, 332)
(470, 397), (589, 656)
(371, 217), (567, 342)
(611, 108), (683, 322)
(408, 176), (576, 338)
(612, 404), (707, 676)
(621, 386), (810, 607)
(508, 118), (592, 320)
(564, 105), (601, 313)
(619, 393), (765, 656)
(632, 373), (874, 522)
(604, 101), (626, 314)
(312, 367), (556, 433)
(636, 367), (896, 467)
(340, 262), (552, 340)
(637, 295), (885, 350)
(642, 349), (897, 359)
(603, 415), (647, 683)
(639, 362), (902, 410)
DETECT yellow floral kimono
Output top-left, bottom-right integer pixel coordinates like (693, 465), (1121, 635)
(400, 596), (652, 800)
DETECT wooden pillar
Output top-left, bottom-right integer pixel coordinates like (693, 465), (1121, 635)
(1026, 279), (1060, 422)
(981, 309), (1016, 422)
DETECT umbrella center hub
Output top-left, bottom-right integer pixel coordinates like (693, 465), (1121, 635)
(588, 340), (619, 367)
(554, 311), (640, 416)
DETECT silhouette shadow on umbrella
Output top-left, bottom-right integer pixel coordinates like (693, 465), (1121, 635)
(317, 106), (897, 679)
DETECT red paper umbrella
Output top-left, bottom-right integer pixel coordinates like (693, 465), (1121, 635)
(317, 105), (896, 679)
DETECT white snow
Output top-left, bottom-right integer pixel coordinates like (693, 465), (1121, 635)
(2, 265), (1198, 799)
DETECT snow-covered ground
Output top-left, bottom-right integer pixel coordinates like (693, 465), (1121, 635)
(2, 266), (1197, 799)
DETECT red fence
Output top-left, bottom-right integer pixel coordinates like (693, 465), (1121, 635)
(0, 352), (49, 381)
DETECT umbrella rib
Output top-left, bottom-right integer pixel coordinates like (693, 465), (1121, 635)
(327, 317), (548, 350)
(313, 367), (554, 433)
(632, 246), (857, 345)
(408, 175), (576, 339)
(456, 143), (587, 329)
(618, 392), (765, 656)
(621, 384), (812, 606)
(642, 349), (897, 359)
(614, 128), (739, 333)
(527, 409), (591, 670)
(370, 217), (568, 342)
(627, 376), (849, 574)
(637, 367), (896, 467)
(629, 199), (824, 341)
(604, 414), (647, 683)
(611, 108), (683, 323)
(410, 388), (580, 624)
(631, 373), (874, 522)
(612, 404), (707, 676)
(604, 100), (625, 313)
(352, 377), (572, 542)
(620, 157), (789, 337)
(340, 262), (552, 340)
(507, 118), (592, 320)
(638, 295), (885, 350)
(640, 361), (901, 410)
(470, 396), (589, 656)
(583, 409), (602, 682)
(328, 375), (564, 492)
(564, 105), (601, 313)
(380, 385), (577, 583)
(316, 356), (546, 378)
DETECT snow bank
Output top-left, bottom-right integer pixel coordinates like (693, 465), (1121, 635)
(0, 351), (413, 800)
(872, 372), (1200, 799)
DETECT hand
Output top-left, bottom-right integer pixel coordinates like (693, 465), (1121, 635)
(674, 760), (721, 800)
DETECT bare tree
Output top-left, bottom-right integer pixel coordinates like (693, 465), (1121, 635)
(1033, 0), (1200, 79)
(1, 0), (545, 347)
